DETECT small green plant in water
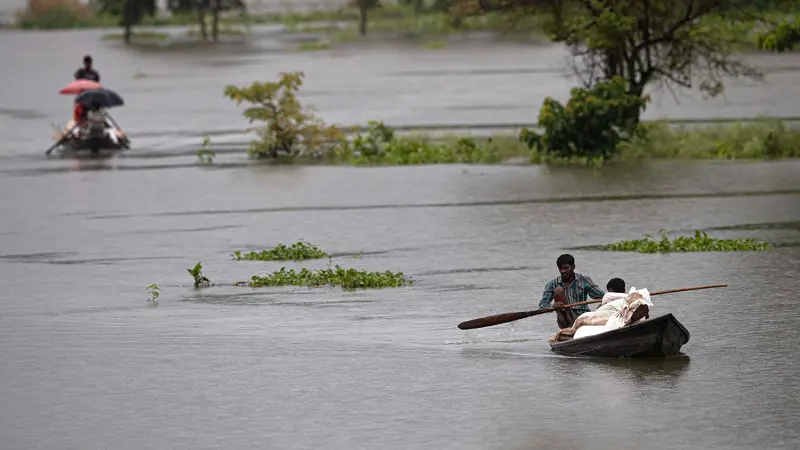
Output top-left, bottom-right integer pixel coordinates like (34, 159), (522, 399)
(188, 262), (212, 287)
(604, 230), (773, 253)
(197, 136), (215, 164)
(330, 121), (507, 165)
(248, 265), (412, 290)
(232, 241), (330, 261)
(146, 283), (161, 306)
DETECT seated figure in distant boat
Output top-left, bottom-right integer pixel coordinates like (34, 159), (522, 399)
(548, 278), (652, 342)
(81, 102), (122, 144)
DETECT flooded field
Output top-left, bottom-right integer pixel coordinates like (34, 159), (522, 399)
(0, 27), (799, 449)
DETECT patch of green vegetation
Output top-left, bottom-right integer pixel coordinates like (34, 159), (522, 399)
(331, 11), (548, 43)
(101, 31), (169, 41)
(604, 230), (772, 253)
(248, 266), (412, 290)
(186, 26), (245, 37)
(284, 22), (342, 33)
(197, 136), (215, 164)
(618, 120), (800, 160)
(329, 121), (530, 165)
(422, 40), (447, 49)
(146, 283), (161, 306)
(15, 0), (117, 29)
(295, 41), (332, 51)
(233, 241), (330, 261)
(188, 262), (211, 288)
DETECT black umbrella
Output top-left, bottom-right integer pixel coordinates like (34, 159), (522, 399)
(75, 88), (125, 109)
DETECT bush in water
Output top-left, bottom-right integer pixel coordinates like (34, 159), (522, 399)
(248, 266), (412, 290)
(520, 77), (649, 163)
(232, 241), (330, 261)
(16, 0), (96, 29)
(223, 72), (343, 159)
(604, 230), (773, 253)
(329, 121), (514, 165)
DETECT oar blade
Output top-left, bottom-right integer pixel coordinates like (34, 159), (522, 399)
(457, 311), (535, 330)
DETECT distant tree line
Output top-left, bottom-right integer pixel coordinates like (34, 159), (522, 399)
(98, 0), (245, 43)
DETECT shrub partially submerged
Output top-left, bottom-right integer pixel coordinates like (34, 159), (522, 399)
(248, 265), (412, 289)
(520, 77), (648, 163)
(16, 0), (96, 29)
(233, 241), (329, 261)
(223, 72), (342, 159)
(604, 230), (772, 253)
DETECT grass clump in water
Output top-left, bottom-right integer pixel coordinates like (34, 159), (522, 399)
(101, 31), (170, 41)
(233, 241), (330, 261)
(295, 41), (332, 51)
(248, 266), (412, 290)
(330, 121), (530, 165)
(619, 120), (800, 160)
(604, 230), (772, 253)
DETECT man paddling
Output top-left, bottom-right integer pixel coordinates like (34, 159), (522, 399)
(74, 55), (100, 82)
(540, 254), (605, 328)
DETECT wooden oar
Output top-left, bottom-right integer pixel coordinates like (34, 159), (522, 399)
(104, 113), (130, 149)
(46, 123), (80, 155)
(456, 283), (728, 330)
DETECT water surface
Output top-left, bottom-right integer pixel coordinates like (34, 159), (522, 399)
(0, 27), (799, 450)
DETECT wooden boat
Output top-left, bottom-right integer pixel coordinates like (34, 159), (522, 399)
(52, 119), (130, 153)
(549, 313), (690, 358)
(58, 134), (130, 153)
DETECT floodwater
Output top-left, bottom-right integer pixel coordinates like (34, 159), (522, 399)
(1, 27), (800, 450)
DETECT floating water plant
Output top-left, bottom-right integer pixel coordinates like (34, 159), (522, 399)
(604, 230), (772, 253)
(188, 262), (212, 288)
(248, 265), (412, 290)
(232, 241), (330, 261)
(146, 283), (161, 306)
(197, 136), (215, 164)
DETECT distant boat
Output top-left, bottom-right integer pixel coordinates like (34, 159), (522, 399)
(548, 314), (690, 358)
(52, 119), (130, 154)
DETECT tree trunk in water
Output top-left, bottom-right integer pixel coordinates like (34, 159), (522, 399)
(198, 10), (208, 41)
(414, 0), (423, 15)
(211, 0), (220, 41)
(359, 7), (367, 36)
(122, 0), (134, 44)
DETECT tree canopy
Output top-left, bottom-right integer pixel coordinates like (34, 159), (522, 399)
(459, 0), (765, 106)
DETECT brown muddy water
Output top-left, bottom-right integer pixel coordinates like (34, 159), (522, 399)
(1, 28), (800, 450)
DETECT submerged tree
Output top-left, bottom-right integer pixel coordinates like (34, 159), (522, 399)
(349, 0), (381, 35)
(98, 0), (156, 43)
(458, 0), (765, 124)
(223, 72), (343, 158)
(167, 0), (245, 41)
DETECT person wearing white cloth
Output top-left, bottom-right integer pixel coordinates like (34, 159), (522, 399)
(549, 278), (653, 341)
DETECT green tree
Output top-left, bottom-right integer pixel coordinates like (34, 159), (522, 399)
(223, 72), (343, 158)
(520, 76), (648, 161)
(459, 0), (763, 125)
(98, 0), (156, 43)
